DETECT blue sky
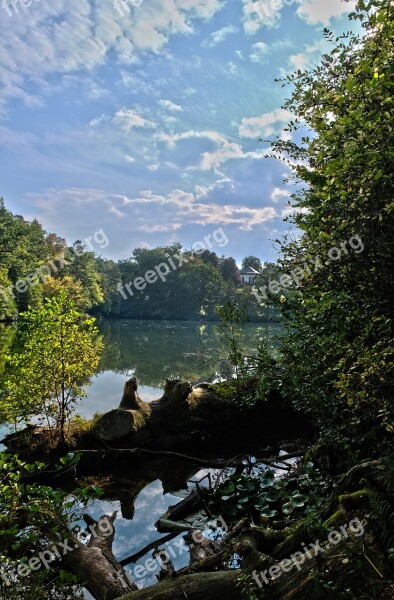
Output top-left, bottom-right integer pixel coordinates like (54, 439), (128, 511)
(0, 0), (355, 262)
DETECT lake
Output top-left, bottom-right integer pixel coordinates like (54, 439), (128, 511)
(0, 318), (282, 597)
(79, 318), (282, 417)
(0, 318), (281, 441)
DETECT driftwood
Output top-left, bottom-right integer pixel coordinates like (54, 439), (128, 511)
(61, 512), (137, 600)
(77, 448), (249, 469)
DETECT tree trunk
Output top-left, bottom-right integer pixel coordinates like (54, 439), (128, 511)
(62, 512), (137, 600)
(116, 571), (244, 600)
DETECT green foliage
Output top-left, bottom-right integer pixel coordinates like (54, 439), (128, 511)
(236, 572), (259, 600)
(0, 452), (101, 599)
(1, 291), (103, 441)
(0, 199), (107, 319)
(210, 461), (330, 522)
(241, 256), (262, 272)
(215, 302), (280, 405)
(370, 456), (394, 559)
(0, 199), (272, 322)
(265, 0), (394, 448)
(63, 242), (104, 310)
(216, 301), (248, 390)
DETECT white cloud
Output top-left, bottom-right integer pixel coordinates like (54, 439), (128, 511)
(139, 223), (182, 232)
(242, 0), (284, 34)
(159, 99), (182, 112)
(125, 155), (136, 163)
(113, 108), (156, 131)
(239, 108), (293, 138)
(249, 41), (270, 63)
(0, 0), (224, 111)
(89, 114), (110, 128)
(271, 187), (291, 203)
(157, 129), (227, 148)
(195, 184), (213, 198)
(204, 25), (238, 46)
(297, 0), (350, 25)
(29, 186), (277, 241)
(157, 128), (266, 173)
(289, 53), (310, 71)
(200, 142), (264, 173)
(224, 61), (237, 76)
(176, 0), (224, 21)
(281, 206), (309, 218)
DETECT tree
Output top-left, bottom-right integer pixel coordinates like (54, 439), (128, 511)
(266, 0), (394, 445)
(63, 242), (104, 311)
(175, 260), (229, 319)
(219, 256), (240, 286)
(0, 199), (49, 316)
(93, 258), (122, 316)
(216, 301), (248, 389)
(241, 256), (262, 272)
(43, 275), (85, 309)
(2, 291), (103, 442)
(199, 250), (220, 268)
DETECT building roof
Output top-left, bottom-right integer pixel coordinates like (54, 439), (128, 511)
(240, 266), (260, 275)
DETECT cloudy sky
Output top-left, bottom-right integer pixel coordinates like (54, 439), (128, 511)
(0, 0), (355, 262)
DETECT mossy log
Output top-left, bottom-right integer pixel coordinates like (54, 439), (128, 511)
(89, 377), (310, 451)
(116, 571), (244, 600)
(114, 525), (388, 600)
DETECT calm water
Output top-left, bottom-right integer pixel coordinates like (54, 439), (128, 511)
(79, 319), (282, 417)
(78, 319), (281, 596)
(0, 319), (282, 596)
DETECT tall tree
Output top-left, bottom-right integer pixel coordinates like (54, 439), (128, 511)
(241, 256), (262, 272)
(0, 199), (48, 315)
(219, 256), (240, 286)
(63, 242), (104, 310)
(2, 291), (103, 441)
(268, 0), (394, 444)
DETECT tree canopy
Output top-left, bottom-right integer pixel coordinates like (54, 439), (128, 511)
(266, 0), (394, 448)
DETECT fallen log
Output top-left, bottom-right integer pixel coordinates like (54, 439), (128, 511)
(61, 512), (137, 600)
(116, 570), (244, 600)
(88, 378), (311, 451)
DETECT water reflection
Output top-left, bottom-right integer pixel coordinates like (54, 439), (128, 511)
(79, 319), (280, 418)
(82, 462), (223, 596)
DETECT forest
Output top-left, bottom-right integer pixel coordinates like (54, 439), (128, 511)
(0, 199), (275, 322)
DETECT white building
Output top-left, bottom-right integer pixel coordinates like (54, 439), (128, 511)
(239, 266), (260, 285)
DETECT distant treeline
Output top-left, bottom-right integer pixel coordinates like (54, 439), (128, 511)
(0, 199), (279, 322)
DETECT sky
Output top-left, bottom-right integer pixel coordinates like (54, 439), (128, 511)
(0, 0), (355, 262)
